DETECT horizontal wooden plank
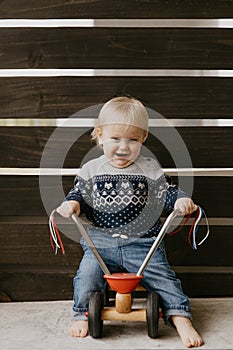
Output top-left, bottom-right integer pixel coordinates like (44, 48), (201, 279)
(0, 223), (83, 266)
(0, 223), (231, 267)
(0, 269), (232, 301)
(178, 272), (233, 297)
(0, 1), (232, 19)
(0, 77), (233, 119)
(0, 270), (74, 301)
(165, 226), (233, 266)
(0, 127), (232, 168)
(0, 176), (232, 217)
(0, 28), (232, 69)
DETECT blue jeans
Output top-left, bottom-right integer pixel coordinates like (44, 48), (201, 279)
(72, 229), (192, 325)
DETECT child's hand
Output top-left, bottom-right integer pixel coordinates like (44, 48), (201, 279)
(56, 200), (80, 219)
(174, 198), (197, 215)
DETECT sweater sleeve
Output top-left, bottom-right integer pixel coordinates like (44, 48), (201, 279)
(164, 175), (190, 211)
(65, 175), (93, 218)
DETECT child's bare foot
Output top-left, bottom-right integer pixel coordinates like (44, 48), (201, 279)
(171, 316), (203, 348)
(69, 320), (88, 338)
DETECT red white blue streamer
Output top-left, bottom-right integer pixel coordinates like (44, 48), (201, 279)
(168, 206), (210, 250)
(49, 209), (65, 255)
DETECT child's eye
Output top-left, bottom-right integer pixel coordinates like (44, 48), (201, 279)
(111, 137), (120, 141)
(129, 138), (138, 143)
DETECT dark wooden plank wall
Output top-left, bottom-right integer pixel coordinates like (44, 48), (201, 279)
(0, 78), (233, 119)
(0, 28), (232, 69)
(0, 1), (232, 301)
(0, 0), (233, 19)
(0, 127), (232, 168)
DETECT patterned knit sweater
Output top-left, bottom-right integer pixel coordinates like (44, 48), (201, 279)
(66, 155), (188, 238)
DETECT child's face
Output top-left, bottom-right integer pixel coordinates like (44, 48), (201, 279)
(96, 124), (147, 168)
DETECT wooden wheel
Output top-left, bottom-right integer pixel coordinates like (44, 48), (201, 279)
(146, 291), (159, 338)
(88, 292), (104, 338)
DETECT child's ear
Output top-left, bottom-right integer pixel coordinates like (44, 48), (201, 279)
(95, 127), (103, 143)
(142, 131), (148, 143)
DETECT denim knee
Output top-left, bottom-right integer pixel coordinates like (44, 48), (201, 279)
(72, 248), (106, 320)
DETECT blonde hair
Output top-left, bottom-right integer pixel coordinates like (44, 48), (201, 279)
(91, 96), (149, 144)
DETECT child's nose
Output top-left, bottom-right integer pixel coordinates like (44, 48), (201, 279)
(119, 139), (128, 150)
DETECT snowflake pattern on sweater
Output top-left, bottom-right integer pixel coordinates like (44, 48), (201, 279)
(66, 155), (188, 238)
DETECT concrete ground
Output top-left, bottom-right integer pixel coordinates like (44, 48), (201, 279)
(0, 298), (232, 350)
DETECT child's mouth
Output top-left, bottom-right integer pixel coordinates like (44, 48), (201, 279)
(115, 153), (129, 158)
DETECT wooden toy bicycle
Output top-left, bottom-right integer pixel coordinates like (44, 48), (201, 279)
(49, 206), (209, 338)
